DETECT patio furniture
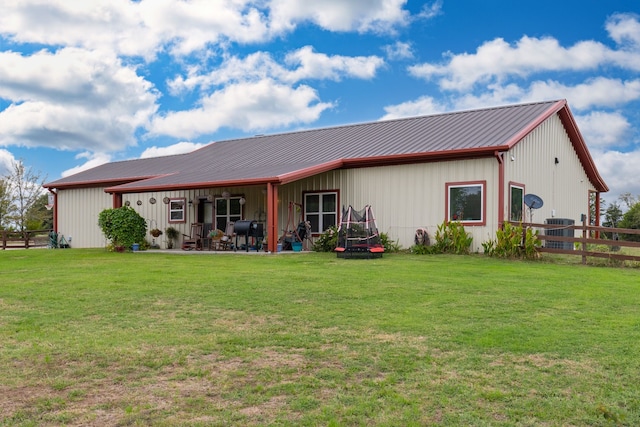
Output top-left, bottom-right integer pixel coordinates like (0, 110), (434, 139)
(181, 223), (203, 250)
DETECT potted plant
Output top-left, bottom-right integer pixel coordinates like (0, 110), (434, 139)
(149, 228), (162, 249)
(165, 226), (179, 249)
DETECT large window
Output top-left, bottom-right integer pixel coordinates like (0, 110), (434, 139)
(215, 197), (242, 231)
(510, 183), (524, 222)
(168, 198), (186, 223)
(446, 181), (485, 225)
(304, 191), (337, 234)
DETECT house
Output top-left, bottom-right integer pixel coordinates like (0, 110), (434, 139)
(43, 99), (608, 252)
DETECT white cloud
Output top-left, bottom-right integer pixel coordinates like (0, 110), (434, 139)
(575, 111), (632, 149)
(606, 13), (640, 48)
(0, 148), (16, 176)
(285, 46), (384, 81)
(168, 47), (384, 94)
(417, 0), (443, 20)
(408, 14), (640, 92)
(151, 79), (333, 138)
(61, 152), (112, 178)
(592, 148), (640, 202)
(140, 141), (205, 158)
(268, 0), (409, 34)
(380, 95), (448, 120)
(0, 0), (411, 59)
(383, 41), (414, 60)
(0, 48), (159, 152)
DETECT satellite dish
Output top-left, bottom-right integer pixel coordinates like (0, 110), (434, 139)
(523, 194), (544, 223)
(524, 194), (543, 209)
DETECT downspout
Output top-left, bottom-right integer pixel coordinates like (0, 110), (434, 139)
(495, 151), (505, 229)
(267, 183), (278, 253)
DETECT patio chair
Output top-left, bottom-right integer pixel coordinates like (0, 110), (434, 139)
(181, 223), (204, 250)
(218, 221), (234, 251)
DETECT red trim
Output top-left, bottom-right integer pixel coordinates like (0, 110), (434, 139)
(44, 176), (159, 190)
(113, 193), (122, 208)
(105, 176), (279, 194)
(278, 159), (344, 185)
(496, 152), (504, 229)
(267, 183), (278, 253)
(445, 180), (487, 226)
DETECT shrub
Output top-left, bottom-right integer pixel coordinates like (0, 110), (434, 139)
(483, 222), (541, 259)
(432, 221), (472, 255)
(380, 232), (401, 252)
(313, 226), (339, 252)
(98, 206), (147, 251)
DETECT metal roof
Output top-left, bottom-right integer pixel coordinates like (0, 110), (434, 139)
(43, 99), (608, 193)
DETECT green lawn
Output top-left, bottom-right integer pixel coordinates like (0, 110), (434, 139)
(1, 249), (639, 426)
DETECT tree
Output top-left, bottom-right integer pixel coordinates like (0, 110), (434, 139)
(618, 192), (639, 210)
(3, 160), (47, 231)
(25, 193), (54, 230)
(618, 202), (640, 242)
(0, 179), (10, 230)
(602, 201), (623, 239)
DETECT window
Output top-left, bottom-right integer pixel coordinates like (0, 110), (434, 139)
(509, 183), (524, 222)
(446, 181), (485, 225)
(304, 191), (337, 234)
(215, 197), (242, 231)
(169, 198), (186, 223)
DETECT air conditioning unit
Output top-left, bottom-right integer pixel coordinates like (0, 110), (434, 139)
(545, 218), (574, 250)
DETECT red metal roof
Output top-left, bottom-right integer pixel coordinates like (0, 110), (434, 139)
(43, 99), (608, 193)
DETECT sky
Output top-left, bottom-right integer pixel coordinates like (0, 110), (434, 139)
(0, 0), (639, 206)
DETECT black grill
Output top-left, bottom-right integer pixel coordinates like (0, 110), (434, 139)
(234, 220), (264, 251)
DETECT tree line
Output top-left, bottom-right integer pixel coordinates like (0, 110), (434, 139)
(0, 160), (52, 232)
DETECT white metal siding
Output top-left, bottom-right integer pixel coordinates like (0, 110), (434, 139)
(281, 158), (498, 251)
(505, 114), (594, 225)
(56, 187), (112, 248)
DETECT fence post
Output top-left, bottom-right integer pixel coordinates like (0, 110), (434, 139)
(581, 215), (587, 265)
(1, 230), (5, 250)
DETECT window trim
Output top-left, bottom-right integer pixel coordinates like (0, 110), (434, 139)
(303, 190), (339, 235)
(168, 197), (186, 223)
(445, 180), (486, 226)
(509, 182), (525, 222)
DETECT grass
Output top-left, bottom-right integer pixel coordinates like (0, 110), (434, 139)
(0, 249), (639, 426)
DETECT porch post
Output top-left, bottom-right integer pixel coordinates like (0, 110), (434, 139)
(267, 183), (278, 253)
(495, 151), (505, 228)
(113, 193), (122, 208)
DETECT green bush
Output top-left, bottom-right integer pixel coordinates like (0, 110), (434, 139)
(380, 232), (401, 253)
(482, 222), (541, 259)
(98, 206), (147, 251)
(313, 226), (339, 252)
(432, 221), (472, 255)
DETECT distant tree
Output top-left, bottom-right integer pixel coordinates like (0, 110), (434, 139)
(618, 202), (640, 242)
(3, 160), (47, 231)
(0, 179), (10, 230)
(618, 192), (639, 210)
(602, 201), (623, 239)
(25, 193), (54, 230)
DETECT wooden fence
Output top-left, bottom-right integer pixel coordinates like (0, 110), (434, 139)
(508, 220), (640, 264)
(1, 229), (54, 250)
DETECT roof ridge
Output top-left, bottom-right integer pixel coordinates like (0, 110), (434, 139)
(216, 99), (564, 144)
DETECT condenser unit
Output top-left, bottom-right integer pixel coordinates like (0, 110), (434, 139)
(545, 218), (575, 250)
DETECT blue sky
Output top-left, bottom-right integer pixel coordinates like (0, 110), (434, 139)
(1, 0), (639, 204)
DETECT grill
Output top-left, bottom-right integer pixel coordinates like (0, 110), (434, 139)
(234, 220), (264, 251)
